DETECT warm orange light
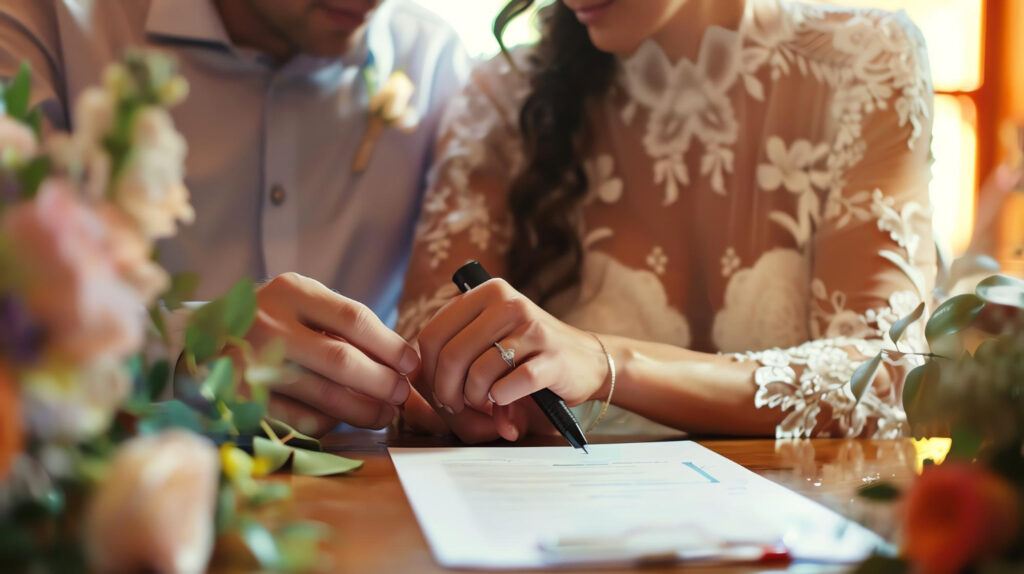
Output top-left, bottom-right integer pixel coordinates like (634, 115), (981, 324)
(932, 95), (978, 255)
(822, 0), (984, 93)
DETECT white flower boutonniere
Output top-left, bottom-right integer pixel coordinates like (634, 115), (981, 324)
(352, 70), (419, 173)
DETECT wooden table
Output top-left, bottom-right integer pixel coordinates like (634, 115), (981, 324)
(248, 431), (922, 573)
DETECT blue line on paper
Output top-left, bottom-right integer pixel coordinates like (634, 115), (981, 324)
(683, 462), (719, 483)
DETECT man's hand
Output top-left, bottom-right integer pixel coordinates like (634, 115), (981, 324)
(249, 273), (419, 435)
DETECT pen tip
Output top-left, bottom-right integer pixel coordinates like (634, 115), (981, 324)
(582, 446), (589, 454)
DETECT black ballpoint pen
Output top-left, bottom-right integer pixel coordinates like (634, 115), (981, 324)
(451, 260), (590, 453)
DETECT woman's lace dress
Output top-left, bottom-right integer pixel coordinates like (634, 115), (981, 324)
(397, 0), (936, 439)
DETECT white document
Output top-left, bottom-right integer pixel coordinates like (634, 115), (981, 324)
(390, 441), (887, 569)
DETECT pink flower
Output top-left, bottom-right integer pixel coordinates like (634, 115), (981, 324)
(85, 431), (220, 573)
(1, 180), (144, 362)
(0, 114), (38, 160)
(97, 205), (169, 305)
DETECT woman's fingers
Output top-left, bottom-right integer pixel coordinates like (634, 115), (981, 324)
(489, 355), (553, 406)
(433, 302), (528, 413)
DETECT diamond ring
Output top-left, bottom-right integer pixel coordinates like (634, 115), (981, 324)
(494, 342), (516, 368)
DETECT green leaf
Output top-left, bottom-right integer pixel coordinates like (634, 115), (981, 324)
(851, 554), (909, 574)
(4, 62), (31, 120)
(240, 520), (281, 569)
(849, 352), (883, 404)
(263, 418), (322, 451)
(857, 481), (902, 501)
(215, 483), (237, 533)
(161, 272), (200, 311)
(254, 436), (294, 473)
(24, 107), (41, 138)
(145, 359), (171, 401)
(16, 156), (50, 198)
(948, 426), (983, 461)
(276, 522), (329, 572)
(902, 361), (938, 431)
(291, 448), (363, 476)
(248, 482), (291, 506)
(223, 279), (257, 338)
(226, 401), (266, 434)
(493, 0), (534, 69)
(185, 297), (226, 364)
(975, 274), (1024, 309)
(889, 302), (925, 347)
(138, 400), (201, 434)
(149, 306), (169, 344)
(200, 357), (235, 402)
(925, 293), (985, 346)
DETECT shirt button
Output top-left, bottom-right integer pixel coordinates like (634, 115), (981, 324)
(270, 185), (286, 206)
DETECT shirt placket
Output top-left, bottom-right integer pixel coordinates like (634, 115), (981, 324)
(261, 71), (300, 279)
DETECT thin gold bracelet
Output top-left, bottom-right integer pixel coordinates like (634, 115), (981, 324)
(586, 332), (616, 432)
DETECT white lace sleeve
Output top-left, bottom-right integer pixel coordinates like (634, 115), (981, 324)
(396, 58), (527, 341)
(735, 10), (936, 439)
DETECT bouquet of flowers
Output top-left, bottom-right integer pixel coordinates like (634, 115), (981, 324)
(0, 52), (357, 573)
(851, 273), (1024, 574)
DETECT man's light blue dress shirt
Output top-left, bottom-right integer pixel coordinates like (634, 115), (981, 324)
(0, 0), (469, 326)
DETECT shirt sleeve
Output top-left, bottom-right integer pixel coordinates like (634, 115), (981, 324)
(735, 12), (936, 439)
(0, 0), (68, 129)
(396, 57), (528, 341)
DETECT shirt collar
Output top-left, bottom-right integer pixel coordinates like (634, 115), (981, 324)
(144, 0), (233, 48)
(144, 0), (395, 78)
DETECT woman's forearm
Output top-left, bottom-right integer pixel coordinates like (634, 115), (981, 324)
(599, 335), (784, 436)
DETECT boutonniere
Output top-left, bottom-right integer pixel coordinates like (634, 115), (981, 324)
(352, 70), (419, 173)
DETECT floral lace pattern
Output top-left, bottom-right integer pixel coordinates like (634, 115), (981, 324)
(398, 0), (935, 439)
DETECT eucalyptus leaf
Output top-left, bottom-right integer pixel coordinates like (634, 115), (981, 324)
(223, 278), (257, 338)
(4, 62), (31, 119)
(16, 157), (50, 198)
(902, 361), (938, 431)
(200, 357), (235, 402)
(925, 293), (985, 345)
(849, 352), (883, 404)
(975, 274), (1024, 309)
(856, 481), (902, 501)
(240, 520), (281, 569)
(162, 272), (200, 311)
(215, 483), (237, 533)
(248, 482), (291, 506)
(253, 436), (294, 473)
(276, 522), (329, 572)
(138, 400), (201, 434)
(888, 302), (925, 347)
(227, 401), (266, 434)
(493, 0), (534, 67)
(263, 417), (322, 451)
(948, 426), (983, 461)
(185, 297), (227, 363)
(291, 448), (363, 476)
(149, 306), (169, 345)
(145, 359), (171, 401)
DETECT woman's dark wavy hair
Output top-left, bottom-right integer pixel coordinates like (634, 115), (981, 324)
(495, 0), (615, 304)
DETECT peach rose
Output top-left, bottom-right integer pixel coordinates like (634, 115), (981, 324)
(0, 114), (38, 161)
(0, 362), (22, 480)
(97, 205), (169, 305)
(112, 107), (195, 239)
(85, 430), (220, 573)
(1, 180), (145, 362)
(903, 463), (1020, 574)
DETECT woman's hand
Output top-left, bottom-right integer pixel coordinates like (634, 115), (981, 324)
(416, 278), (609, 421)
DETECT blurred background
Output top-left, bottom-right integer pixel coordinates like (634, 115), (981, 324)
(411, 0), (1024, 275)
